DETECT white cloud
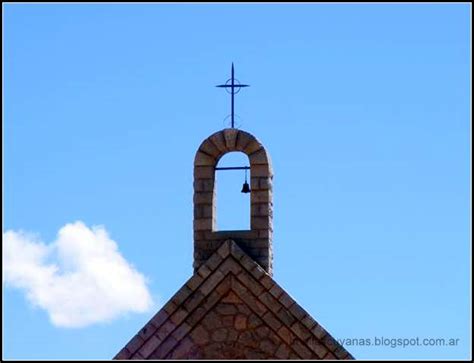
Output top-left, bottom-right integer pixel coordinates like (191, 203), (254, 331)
(3, 221), (154, 328)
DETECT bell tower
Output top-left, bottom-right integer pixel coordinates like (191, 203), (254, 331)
(115, 64), (353, 360)
(193, 128), (273, 274)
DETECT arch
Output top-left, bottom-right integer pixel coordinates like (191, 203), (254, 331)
(215, 151), (251, 231)
(193, 129), (273, 275)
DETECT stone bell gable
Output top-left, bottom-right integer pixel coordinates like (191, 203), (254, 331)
(114, 240), (353, 360)
(193, 128), (273, 274)
(114, 128), (353, 360)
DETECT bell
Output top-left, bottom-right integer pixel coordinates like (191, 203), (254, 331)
(241, 181), (251, 193)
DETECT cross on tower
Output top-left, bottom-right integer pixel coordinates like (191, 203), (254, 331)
(216, 63), (249, 128)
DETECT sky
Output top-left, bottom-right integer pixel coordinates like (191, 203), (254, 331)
(3, 3), (471, 360)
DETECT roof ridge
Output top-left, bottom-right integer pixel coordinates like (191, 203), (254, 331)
(115, 241), (353, 360)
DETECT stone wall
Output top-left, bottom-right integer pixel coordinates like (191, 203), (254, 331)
(167, 290), (301, 359)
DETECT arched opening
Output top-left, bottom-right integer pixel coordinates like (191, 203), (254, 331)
(215, 151), (251, 231)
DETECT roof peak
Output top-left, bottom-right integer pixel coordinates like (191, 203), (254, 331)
(115, 240), (353, 360)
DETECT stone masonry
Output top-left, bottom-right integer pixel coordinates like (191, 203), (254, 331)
(194, 128), (273, 274)
(114, 129), (353, 360)
(115, 240), (353, 359)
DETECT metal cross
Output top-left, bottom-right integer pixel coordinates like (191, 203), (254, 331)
(216, 63), (249, 128)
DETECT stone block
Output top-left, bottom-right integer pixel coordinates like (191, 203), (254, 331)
(277, 326), (294, 345)
(258, 291), (279, 313)
(251, 164), (271, 177)
(244, 139), (263, 155)
(235, 130), (254, 151)
(307, 337), (329, 359)
(190, 325), (209, 345)
(250, 264), (265, 279)
(149, 336), (177, 359)
(291, 321), (311, 342)
(163, 300), (178, 315)
(251, 190), (272, 203)
(209, 131), (227, 153)
(219, 258), (240, 275)
(240, 253), (259, 271)
(206, 252), (222, 270)
(262, 311), (282, 331)
(251, 176), (272, 191)
(139, 323), (157, 341)
(193, 249), (210, 262)
(168, 337), (194, 359)
(237, 272), (263, 296)
(222, 315), (234, 327)
(221, 290), (240, 303)
(171, 322), (191, 341)
(194, 151), (216, 166)
(193, 178), (214, 193)
(278, 307), (296, 327)
(301, 315), (317, 330)
(234, 314), (247, 330)
(194, 204), (213, 219)
(223, 128), (239, 149)
(269, 284), (284, 299)
(260, 274), (274, 290)
(279, 293), (295, 309)
(215, 303), (238, 315)
(196, 264), (212, 279)
(324, 351), (336, 360)
(289, 303), (307, 321)
(333, 345), (349, 359)
(193, 218), (213, 231)
(149, 310), (169, 329)
(251, 216), (271, 230)
(237, 303), (251, 315)
(274, 344), (290, 359)
(155, 319), (176, 341)
(139, 335), (162, 358)
(194, 240), (220, 251)
(258, 228), (273, 239)
(200, 270), (224, 295)
(132, 351), (145, 359)
(251, 203), (272, 217)
(293, 339), (313, 359)
(216, 240), (231, 258)
(114, 347), (130, 360)
(311, 323), (327, 340)
(194, 166), (215, 179)
(184, 290), (204, 312)
(260, 339), (277, 355)
(248, 313), (262, 329)
(199, 138), (221, 158)
(249, 148), (270, 165)
(212, 230), (258, 241)
(186, 274), (203, 291)
(260, 176), (273, 190)
(212, 327), (229, 342)
(193, 230), (205, 242)
(186, 306), (206, 327)
(249, 239), (270, 249)
(322, 333), (339, 352)
(249, 247), (268, 258)
(172, 286), (192, 307)
(193, 191), (214, 205)
(126, 334), (144, 355)
(170, 307), (188, 326)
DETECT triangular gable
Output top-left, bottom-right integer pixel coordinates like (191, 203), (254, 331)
(115, 240), (353, 360)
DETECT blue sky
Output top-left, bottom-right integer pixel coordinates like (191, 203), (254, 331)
(3, 3), (471, 360)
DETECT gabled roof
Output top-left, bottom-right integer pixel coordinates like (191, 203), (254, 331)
(114, 240), (353, 360)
